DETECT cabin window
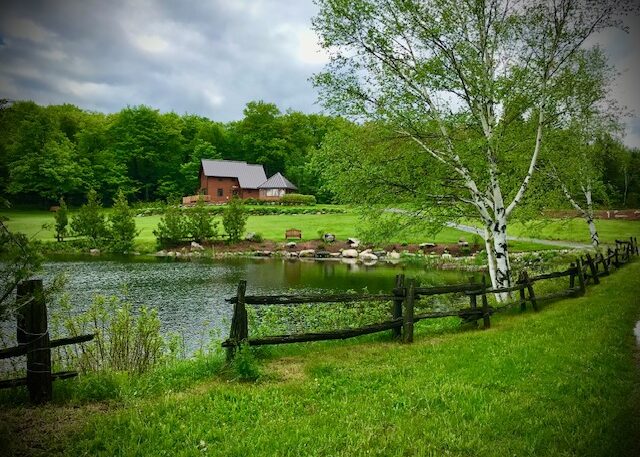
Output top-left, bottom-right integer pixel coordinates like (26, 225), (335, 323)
(217, 188), (223, 197)
(266, 189), (284, 197)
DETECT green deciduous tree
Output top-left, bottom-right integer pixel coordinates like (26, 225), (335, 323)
(223, 197), (248, 243)
(312, 0), (635, 296)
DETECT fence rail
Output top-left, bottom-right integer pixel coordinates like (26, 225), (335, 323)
(0, 279), (94, 403)
(223, 236), (638, 358)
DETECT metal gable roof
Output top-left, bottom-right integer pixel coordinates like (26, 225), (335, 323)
(201, 159), (268, 189)
(258, 172), (298, 190)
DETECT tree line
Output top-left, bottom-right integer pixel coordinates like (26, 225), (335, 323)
(0, 100), (339, 206)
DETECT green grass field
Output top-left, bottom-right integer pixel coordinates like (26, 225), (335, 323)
(2, 260), (638, 456)
(2, 208), (638, 253)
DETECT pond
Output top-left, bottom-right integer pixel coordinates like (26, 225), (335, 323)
(8, 257), (481, 354)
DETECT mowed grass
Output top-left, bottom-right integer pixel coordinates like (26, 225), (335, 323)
(507, 218), (640, 245)
(7, 260), (637, 456)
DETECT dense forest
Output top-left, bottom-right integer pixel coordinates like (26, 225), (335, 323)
(0, 99), (639, 208)
(0, 100), (339, 206)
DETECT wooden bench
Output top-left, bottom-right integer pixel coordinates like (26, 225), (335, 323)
(285, 228), (302, 239)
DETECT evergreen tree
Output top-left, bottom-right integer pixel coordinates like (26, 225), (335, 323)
(187, 196), (218, 243)
(71, 189), (107, 244)
(54, 197), (69, 242)
(153, 204), (188, 248)
(222, 196), (248, 243)
(108, 190), (139, 254)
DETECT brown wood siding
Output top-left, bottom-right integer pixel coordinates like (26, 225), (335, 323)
(205, 176), (241, 202)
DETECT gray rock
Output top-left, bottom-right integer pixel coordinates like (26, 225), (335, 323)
(191, 241), (204, 251)
(419, 242), (436, 249)
(254, 250), (272, 257)
(299, 249), (316, 257)
(347, 238), (360, 248)
(322, 233), (336, 243)
(329, 252), (342, 258)
(315, 250), (331, 258)
(285, 241), (297, 248)
(245, 232), (258, 241)
(89, 248), (100, 256)
(373, 250), (387, 257)
(341, 248), (359, 258)
(359, 252), (378, 261)
(387, 250), (401, 259)
(156, 250), (167, 257)
(441, 253), (453, 260)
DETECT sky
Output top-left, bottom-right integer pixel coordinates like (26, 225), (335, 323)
(0, 0), (639, 148)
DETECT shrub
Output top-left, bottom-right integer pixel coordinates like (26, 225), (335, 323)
(54, 294), (164, 374)
(279, 193), (317, 206)
(71, 189), (107, 243)
(54, 197), (69, 242)
(187, 196), (219, 243)
(108, 190), (139, 254)
(223, 197), (248, 243)
(154, 204), (187, 248)
(230, 343), (261, 381)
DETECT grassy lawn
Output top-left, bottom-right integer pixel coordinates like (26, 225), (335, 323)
(2, 208), (637, 252)
(506, 218), (640, 245)
(2, 261), (638, 456)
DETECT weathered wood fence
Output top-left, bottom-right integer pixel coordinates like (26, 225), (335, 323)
(0, 279), (94, 403)
(223, 237), (638, 358)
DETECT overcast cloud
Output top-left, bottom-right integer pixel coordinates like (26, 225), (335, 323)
(0, 0), (639, 148)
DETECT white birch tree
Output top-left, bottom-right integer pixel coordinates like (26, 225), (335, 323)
(312, 0), (635, 296)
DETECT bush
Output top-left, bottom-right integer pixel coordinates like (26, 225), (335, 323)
(279, 193), (317, 206)
(154, 204), (187, 248)
(230, 343), (261, 381)
(71, 189), (107, 243)
(108, 190), (139, 254)
(223, 197), (248, 243)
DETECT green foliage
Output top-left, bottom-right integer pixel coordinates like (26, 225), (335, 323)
(107, 190), (139, 254)
(186, 196), (219, 243)
(279, 193), (317, 206)
(222, 197), (248, 243)
(230, 343), (261, 381)
(54, 197), (68, 242)
(54, 294), (164, 374)
(153, 204), (188, 248)
(71, 189), (107, 243)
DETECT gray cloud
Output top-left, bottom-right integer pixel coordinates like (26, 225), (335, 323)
(0, 0), (638, 148)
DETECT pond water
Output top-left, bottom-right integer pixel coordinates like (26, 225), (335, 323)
(9, 257), (480, 354)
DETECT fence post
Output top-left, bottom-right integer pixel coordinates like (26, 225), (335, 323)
(392, 274), (405, 339)
(576, 258), (586, 295)
(481, 276), (490, 329)
(517, 271), (526, 312)
(16, 279), (52, 404)
(614, 247), (620, 267)
(569, 262), (576, 292)
(585, 253), (599, 285)
(403, 279), (415, 343)
(522, 270), (538, 311)
(600, 253), (609, 275)
(634, 237), (639, 255)
(226, 280), (248, 361)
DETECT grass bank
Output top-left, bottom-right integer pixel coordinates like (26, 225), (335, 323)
(2, 261), (639, 456)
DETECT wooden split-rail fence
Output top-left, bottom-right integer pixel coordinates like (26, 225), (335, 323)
(0, 279), (94, 403)
(223, 237), (638, 359)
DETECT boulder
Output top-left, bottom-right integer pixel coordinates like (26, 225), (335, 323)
(299, 249), (316, 258)
(156, 250), (167, 257)
(285, 251), (299, 258)
(441, 253), (453, 260)
(315, 250), (331, 258)
(191, 241), (204, 251)
(322, 233), (336, 243)
(245, 232), (258, 241)
(89, 248), (100, 256)
(359, 252), (378, 262)
(254, 250), (272, 257)
(458, 238), (469, 247)
(341, 248), (359, 258)
(347, 237), (360, 248)
(167, 251), (176, 257)
(285, 241), (297, 248)
(329, 252), (342, 258)
(341, 257), (358, 265)
(419, 242), (436, 249)
(373, 250), (387, 257)
(387, 250), (401, 260)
